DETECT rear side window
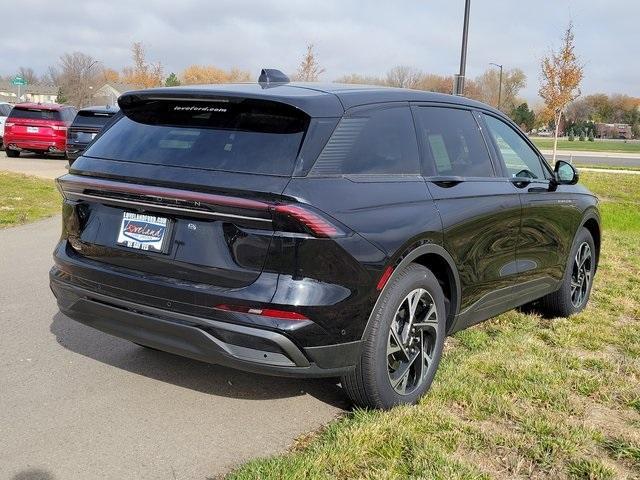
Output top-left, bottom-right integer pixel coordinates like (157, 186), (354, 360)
(0, 104), (11, 116)
(483, 114), (547, 180)
(9, 107), (61, 121)
(309, 106), (420, 175)
(414, 107), (494, 178)
(84, 99), (309, 176)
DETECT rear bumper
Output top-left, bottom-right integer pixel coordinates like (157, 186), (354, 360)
(4, 136), (65, 152)
(50, 272), (360, 378)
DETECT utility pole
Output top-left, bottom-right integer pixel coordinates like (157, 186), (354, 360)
(453, 0), (471, 95)
(490, 63), (503, 109)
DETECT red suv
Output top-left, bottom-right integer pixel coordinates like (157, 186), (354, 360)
(3, 103), (77, 158)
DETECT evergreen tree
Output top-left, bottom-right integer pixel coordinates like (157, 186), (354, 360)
(165, 72), (180, 87)
(510, 103), (536, 132)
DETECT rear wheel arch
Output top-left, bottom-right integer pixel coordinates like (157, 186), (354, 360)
(363, 243), (461, 340)
(582, 215), (601, 270)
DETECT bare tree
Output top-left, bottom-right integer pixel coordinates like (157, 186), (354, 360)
(385, 66), (422, 88)
(42, 65), (61, 85)
(295, 44), (325, 82)
(17, 67), (39, 84)
(56, 52), (101, 107)
(335, 73), (385, 85)
(473, 68), (526, 112)
(539, 23), (583, 162)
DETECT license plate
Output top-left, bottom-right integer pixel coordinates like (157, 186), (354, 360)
(117, 212), (170, 253)
(27, 126), (39, 133)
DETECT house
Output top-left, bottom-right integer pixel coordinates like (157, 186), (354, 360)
(0, 81), (58, 104)
(93, 83), (138, 106)
(595, 123), (633, 140)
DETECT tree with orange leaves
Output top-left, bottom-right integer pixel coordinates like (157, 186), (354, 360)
(539, 23), (584, 163)
(180, 65), (250, 85)
(122, 42), (163, 88)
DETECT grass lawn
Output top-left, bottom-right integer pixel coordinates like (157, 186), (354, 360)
(228, 172), (640, 480)
(0, 171), (60, 227)
(531, 137), (640, 154)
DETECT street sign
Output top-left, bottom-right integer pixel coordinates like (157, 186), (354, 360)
(12, 76), (27, 86)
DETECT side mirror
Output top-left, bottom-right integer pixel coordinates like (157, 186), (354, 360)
(554, 160), (579, 185)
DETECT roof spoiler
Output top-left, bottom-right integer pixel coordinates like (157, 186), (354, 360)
(258, 69), (290, 85)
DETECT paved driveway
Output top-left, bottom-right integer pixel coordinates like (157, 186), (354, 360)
(0, 217), (346, 480)
(0, 151), (68, 179)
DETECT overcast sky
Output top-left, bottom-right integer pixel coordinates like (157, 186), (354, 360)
(2, 0), (638, 103)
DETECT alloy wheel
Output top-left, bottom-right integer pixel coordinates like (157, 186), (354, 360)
(571, 242), (592, 308)
(387, 288), (439, 395)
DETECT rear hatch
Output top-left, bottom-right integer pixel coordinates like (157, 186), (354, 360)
(6, 106), (64, 139)
(68, 109), (116, 147)
(59, 95), (323, 289)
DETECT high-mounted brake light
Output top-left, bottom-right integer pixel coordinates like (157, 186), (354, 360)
(272, 204), (340, 238)
(215, 304), (308, 320)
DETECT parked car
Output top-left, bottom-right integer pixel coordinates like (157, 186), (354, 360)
(66, 105), (119, 164)
(0, 102), (12, 147)
(3, 102), (77, 157)
(50, 73), (600, 409)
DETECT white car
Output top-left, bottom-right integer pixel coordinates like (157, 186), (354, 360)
(0, 102), (14, 147)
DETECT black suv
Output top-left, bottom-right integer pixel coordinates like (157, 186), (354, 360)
(50, 76), (600, 409)
(66, 105), (118, 163)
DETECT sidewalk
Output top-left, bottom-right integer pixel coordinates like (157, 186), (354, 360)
(579, 167), (640, 175)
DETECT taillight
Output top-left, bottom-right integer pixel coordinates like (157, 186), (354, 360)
(214, 304), (309, 320)
(4, 122), (14, 128)
(51, 125), (67, 131)
(272, 204), (343, 238)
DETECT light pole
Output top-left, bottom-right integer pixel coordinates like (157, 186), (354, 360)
(454, 0), (471, 95)
(489, 62), (503, 109)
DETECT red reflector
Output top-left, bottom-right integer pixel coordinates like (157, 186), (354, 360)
(214, 304), (308, 320)
(273, 204), (339, 238)
(376, 266), (394, 291)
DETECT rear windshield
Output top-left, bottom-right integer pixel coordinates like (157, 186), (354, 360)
(84, 98), (309, 175)
(73, 110), (116, 127)
(10, 107), (61, 121)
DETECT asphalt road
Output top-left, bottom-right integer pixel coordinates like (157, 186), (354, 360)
(542, 152), (640, 168)
(0, 217), (347, 480)
(0, 151), (68, 179)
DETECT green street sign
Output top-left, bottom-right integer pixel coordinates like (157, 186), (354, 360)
(12, 76), (27, 86)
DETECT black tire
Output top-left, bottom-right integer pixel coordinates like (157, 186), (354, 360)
(6, 148), (19, 157)
(539, 227), (596, 317)
(341, 263), (446, 410)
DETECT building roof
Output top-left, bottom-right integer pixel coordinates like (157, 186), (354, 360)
(0, 81), (58, 95)
(119, 82), (500, 118)
(96, 83), (138, 95)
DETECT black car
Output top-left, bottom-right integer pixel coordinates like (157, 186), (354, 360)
(66, 105), (118, 163)
(50, 72), (600, 409)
